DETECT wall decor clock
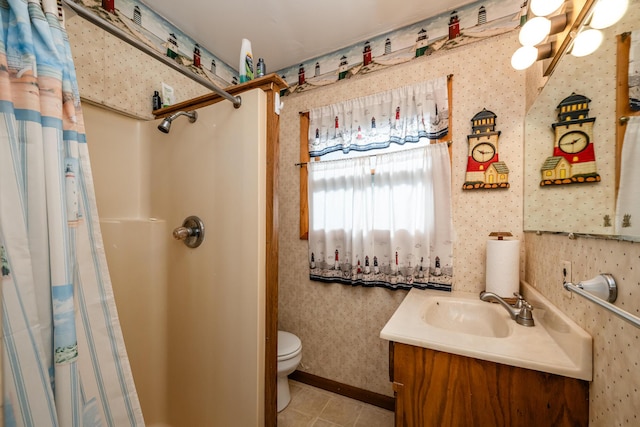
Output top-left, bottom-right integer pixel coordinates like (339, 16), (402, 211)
(463, 108), (510, 190)
(540, 93), (600, 186)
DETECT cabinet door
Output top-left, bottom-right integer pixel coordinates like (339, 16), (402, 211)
(392, 343), (589, 427)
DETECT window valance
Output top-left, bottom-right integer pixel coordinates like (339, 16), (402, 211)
(308, 76), (449, 157)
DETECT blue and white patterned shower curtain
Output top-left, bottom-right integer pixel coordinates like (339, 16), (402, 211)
(0, 0), (144, 425)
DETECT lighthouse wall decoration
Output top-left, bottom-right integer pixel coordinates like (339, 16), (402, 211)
(463, 108), (510, 190)
(540, 93), (600, 186)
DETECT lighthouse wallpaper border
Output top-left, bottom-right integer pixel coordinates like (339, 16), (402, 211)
(275, 0), (525, 95)
(76, 0), (524, 94)
(74, 0), (238, 87)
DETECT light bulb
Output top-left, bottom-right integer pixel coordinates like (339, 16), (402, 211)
(519, 17), (551, 46)
(530, 0), (564, 17)
(511, 46), (538, 70)
(589, 0), (628, 29)
(571, 29), (603, 57)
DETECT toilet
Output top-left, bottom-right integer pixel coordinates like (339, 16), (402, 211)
(277, 330), (302, 412)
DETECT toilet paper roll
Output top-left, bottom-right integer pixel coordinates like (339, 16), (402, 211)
(485, 239), (520, 298)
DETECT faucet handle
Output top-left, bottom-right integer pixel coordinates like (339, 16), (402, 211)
(516, 301), (535, 327)
(513, 292), (525, 308)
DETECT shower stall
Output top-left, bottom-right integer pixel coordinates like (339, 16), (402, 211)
(83, 81), (282, 426)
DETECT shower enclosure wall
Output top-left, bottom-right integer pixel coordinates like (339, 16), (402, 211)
(84, 86), (277, 426)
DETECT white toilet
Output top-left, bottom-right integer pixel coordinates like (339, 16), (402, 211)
(277, 330), (302, 412)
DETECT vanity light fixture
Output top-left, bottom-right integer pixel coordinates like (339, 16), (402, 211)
(511, 6), (568, 70)
(530, 0), (564, 17)
(519, 14), (568, 46)
(570, 28), (604, 57)
(511, 44), (553, 70)
(589, 0), (628, 29)
(511, 46), (539, 70)
(567, 0), (627, 57)
(519, 16), (552, 46)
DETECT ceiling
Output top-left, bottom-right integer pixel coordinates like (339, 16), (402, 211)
(141, 0), (479, 73)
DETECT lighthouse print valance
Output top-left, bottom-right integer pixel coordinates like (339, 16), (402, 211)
(307, 77), (449, 157)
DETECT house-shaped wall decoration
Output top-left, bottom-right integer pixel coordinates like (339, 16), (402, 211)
(540, 93), (600, 186)
(463, 108), (510, 190)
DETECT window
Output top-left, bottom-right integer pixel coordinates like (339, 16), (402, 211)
(307, 144), (452, 290)
(300, 76), (454, 291)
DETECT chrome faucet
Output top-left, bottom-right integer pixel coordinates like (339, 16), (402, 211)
(479, 291), (535, 327)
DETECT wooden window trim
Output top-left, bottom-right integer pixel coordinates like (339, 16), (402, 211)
(299, 76), (453, 240)
(299, 112), (311, 240)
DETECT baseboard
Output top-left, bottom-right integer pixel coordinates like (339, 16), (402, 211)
(289, 370), (395, 412)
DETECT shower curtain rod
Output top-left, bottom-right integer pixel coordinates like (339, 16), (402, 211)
(61, 0), (242, 109)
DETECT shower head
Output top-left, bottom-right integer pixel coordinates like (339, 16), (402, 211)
(157, 110), (198, 133)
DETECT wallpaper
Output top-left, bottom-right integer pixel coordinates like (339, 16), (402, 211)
(71, 0), (524, 96)
(76, 0), (237, 85)
(279, 23), (640, 427)
(278, 30), (527, 397)
(275, 0), (524, 94)
(65, 2), (640, 423)
(525, 234), (640, 426)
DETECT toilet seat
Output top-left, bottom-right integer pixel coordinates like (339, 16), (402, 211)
(278, 331), (301, 361)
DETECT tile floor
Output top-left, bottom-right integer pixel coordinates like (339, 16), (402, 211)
(277, 380), (395, 427)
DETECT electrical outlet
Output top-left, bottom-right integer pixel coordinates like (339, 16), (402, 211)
(561, 260), (572, 299)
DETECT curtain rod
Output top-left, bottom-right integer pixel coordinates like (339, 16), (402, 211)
(62, 0), (242, 109)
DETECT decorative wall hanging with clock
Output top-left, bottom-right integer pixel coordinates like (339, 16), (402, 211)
(463, 108), (510, 190)
(540, 93), (601, 186)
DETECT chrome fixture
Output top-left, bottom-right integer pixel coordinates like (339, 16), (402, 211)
(158, 110), (198, 133)
(173, 215), (205, 248)
(479, 291), (535, 327)
(61, 0), (242, 108)
(563, 274), (640, 329)
(565, 273), (617, 302)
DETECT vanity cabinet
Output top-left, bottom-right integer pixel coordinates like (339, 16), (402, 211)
(390, 342), (589, 427)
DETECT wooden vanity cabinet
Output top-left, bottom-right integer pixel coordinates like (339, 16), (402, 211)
(390, 342), (589, 427)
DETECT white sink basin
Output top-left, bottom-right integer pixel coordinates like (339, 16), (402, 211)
(380, 281), (592, 381)
(421, 297), (511, 338)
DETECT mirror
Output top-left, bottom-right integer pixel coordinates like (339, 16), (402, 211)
(523, 0), (639, 240)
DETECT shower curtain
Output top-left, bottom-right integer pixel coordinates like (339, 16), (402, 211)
(0, 1), (144, 426)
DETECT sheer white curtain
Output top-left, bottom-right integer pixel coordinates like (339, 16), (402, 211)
(308, 144), (453, 290)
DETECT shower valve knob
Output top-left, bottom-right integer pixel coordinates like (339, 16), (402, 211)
(172, 227), (193, 240)
(173, 216), (205, 248)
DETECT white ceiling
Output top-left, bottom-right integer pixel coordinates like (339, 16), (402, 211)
(141, 0), (478, 73)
